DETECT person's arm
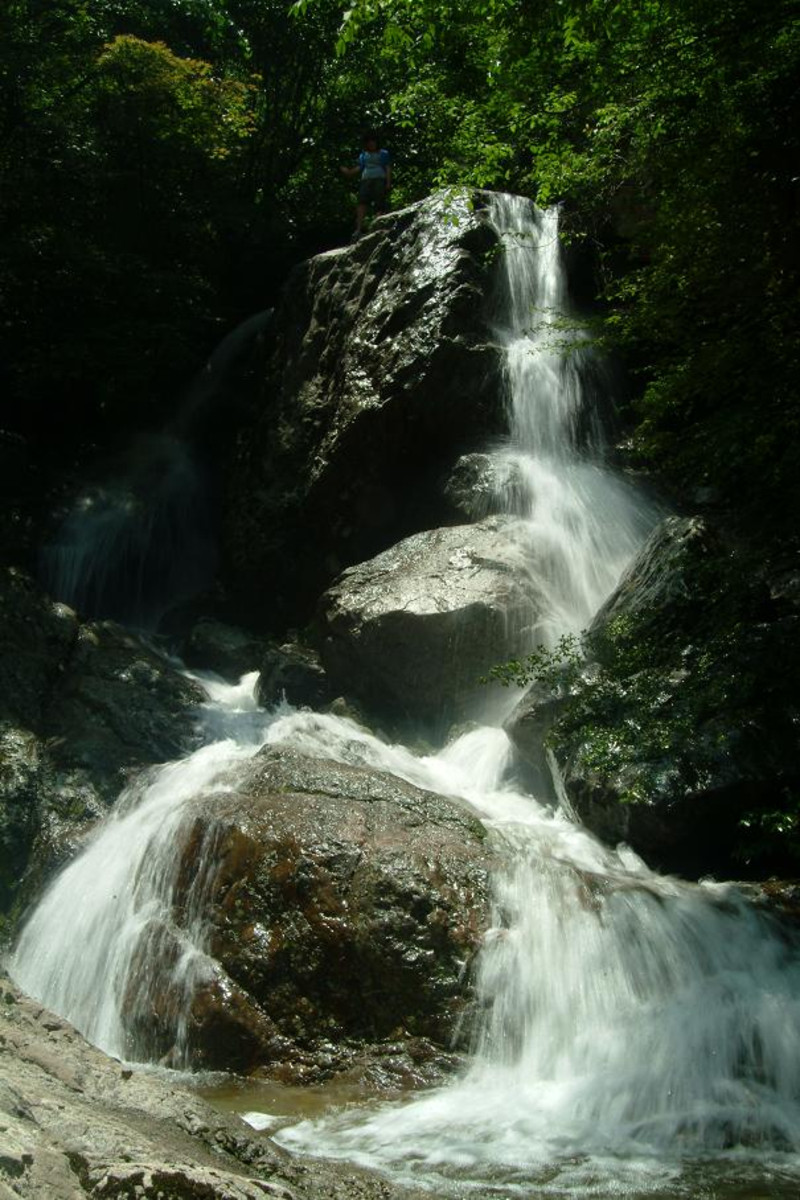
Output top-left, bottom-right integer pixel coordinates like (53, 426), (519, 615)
(385, 163), (393, 191)
(342, 150), (363, 179)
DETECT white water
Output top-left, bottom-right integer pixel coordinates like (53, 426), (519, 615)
(8, 194), (800, 1197)
(485, 196), (657, 645)
(274, 198), (800, 1191)
(8, 673), (269, 1061)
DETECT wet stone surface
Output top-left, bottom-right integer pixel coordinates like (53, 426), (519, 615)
(223, 191), (505, 627)
(0, 973), (431, 1199)
(318, 518), (544, 730)
(144, 747), (494, 1078)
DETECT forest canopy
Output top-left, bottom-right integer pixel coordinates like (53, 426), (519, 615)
(1, 0), (798, 529)
(1, 0), (798, 868)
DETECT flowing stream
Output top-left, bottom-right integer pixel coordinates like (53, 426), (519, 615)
(8, 194), (800, 1198)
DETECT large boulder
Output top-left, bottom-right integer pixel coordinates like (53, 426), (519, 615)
(0, 567), (204, 928)
(126, 746), (492, 1079)
(588, 514), (713, 636)
(506, 516), (800, 878)
(318, 518), (544, 729)
(44, 620), (204, 791)
(222, 191), (505, 627)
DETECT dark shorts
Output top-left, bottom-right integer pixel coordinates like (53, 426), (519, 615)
(358, 176), (387, 208)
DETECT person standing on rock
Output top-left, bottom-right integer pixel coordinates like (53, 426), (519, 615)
(340, 131), (392, 241)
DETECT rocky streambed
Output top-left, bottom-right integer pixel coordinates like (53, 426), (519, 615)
(0, 973), (433, 1200)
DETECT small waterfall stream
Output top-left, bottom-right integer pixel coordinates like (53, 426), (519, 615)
(7, 194), (800, 1197)
(488, 197), (655, 642)
(39, 309), (271, 629)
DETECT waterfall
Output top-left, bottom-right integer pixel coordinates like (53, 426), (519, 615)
(39, 309), (271, 629)
(487, 195), (657, 643)
(8, 194), (800, 1197)
(40, 433), (216, 629)
(273, 199), (800, 1192)
(7, 673), (270, 1063)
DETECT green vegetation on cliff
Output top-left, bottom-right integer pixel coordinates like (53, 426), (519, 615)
(4, 0), (797, 499)
(2, 1), (797, 863)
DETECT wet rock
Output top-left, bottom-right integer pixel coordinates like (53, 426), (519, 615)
(223, 191), (505, 627)
(0, 568), (205, 928)
(0, 974), (427, 1199)
(319, 518), (544, 728)
(589, 514), (714, 635)
(44, 620), (204, 793)
(183, 617), (268, 681)
(122, 920), (289, 1074)
(735, 879), (800, 929)
(162, 747), (492, 1076)
(516, 516), (800, 879)
(0, 567), (79, 730)
(257, 643), (332, 711)
(553, 621), (800, 880)
(442, 452), (527, 521)
(502, 685), (562, 804)
(0, 726), (43, 916)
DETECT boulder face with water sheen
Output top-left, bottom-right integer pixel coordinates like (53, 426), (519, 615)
(507, 515), (800, 879)
(0, 566), (203, 921)
(223, 191), (504, 626)
(160, 746), (492, 1078)
(318, 518), (543, 727)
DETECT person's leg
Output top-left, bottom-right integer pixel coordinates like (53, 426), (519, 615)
(354, 178), (373, 238)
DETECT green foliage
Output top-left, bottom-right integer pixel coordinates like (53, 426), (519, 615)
(492, 557), (800, 869)
(3, 0), (797, 487)
(292, 0), (800, 535)
(486, 633), (583, 692)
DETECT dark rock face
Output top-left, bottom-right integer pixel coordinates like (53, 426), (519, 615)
(44, 620), (204, 789)
(502, 686), (562, 805)
(153, 747), (492, 1077)
(318, 518), (543, 729)
(589, 514), (712, 635)
(0, 567), (79, 730)
(223, 192), (505, 628)
(0, 567), (204, 925)
(507, 515), (800, 879)
(257, 642), (332, 710)
(182, 617), (268, 681)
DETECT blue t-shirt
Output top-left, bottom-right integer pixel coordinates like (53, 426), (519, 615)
(359, 148), (391, 179)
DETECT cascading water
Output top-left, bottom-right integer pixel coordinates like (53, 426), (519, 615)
(40, 433), (217, 629)
(269, 198), (800, 1193)
(8, 673), (271, 1063)
(487, 195), (657, 645)
(39, 309), (271, 629)
(8, 194), (800, 1198)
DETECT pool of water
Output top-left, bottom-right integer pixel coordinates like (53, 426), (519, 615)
(199, 1073), (800, 1199)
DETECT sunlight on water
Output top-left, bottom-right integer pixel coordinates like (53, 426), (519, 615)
(8, 194), (800, 1199)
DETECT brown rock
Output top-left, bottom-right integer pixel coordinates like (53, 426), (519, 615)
(149, 747), (493, 1076)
